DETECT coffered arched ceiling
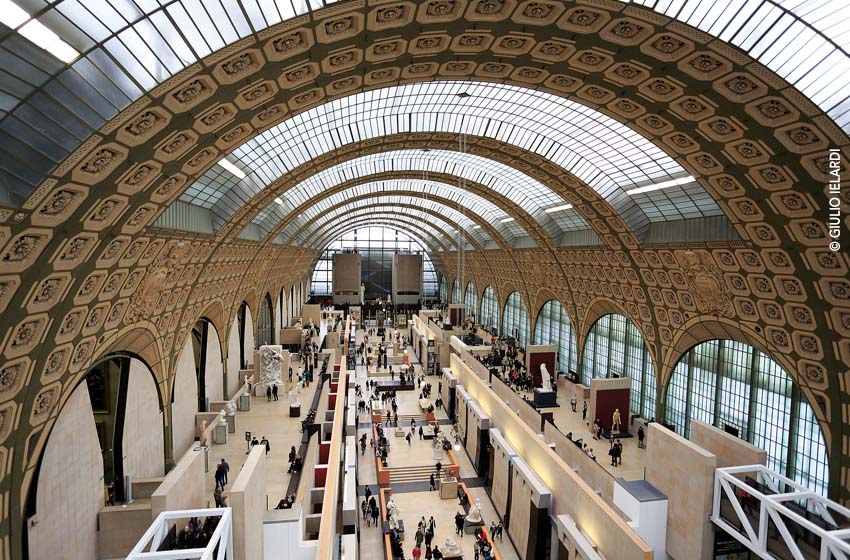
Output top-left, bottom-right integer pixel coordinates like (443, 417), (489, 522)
(2, 0), (849, 205)
(184, 81), (706, 237)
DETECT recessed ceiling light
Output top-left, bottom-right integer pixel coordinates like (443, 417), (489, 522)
(274, 197), (284, 205)
(217, 158), (246, 179)
(626, 176), (694, 196)
(0, 1), (80, 63)
(545, 204), (573, 213)
(472, 225), (481, 229)
(500, 217), (515, 223)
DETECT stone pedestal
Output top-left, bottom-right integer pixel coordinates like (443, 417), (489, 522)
(289, 404), (301, 418)
(533, 388), (558, 408)
(226, 414), (236, 433)
(440, 477), (458, 500)
(238, 394), (251, 411)
(213, 423), (227, 444)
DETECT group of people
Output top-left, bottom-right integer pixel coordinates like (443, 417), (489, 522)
(411, 515), (441, 559)
(360, 486), (380, 527)
(173, 516), (220, 550)
(287, 445), (303, 473)
(248, 435), (271, 455)
(213, 458), (230, 507)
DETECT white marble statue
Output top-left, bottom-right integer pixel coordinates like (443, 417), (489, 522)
(260, 345), (284, 400)
(289, 381), (302, 406)
(387, 499), (400, 530)
(199, 420), (208, 448)
(224, 400), (237, 416)
(433, 437), (444, 460)
(466, 503), (482, 523)
(217, 410), (227, 426)
(444, 538), (462, 554)
(539, 363), (554, 392)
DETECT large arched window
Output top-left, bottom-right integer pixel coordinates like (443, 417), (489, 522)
(439, 276), (448, 304)
(257, 293), (273, 347)
(502, 292), (530, 348)
(533, 300), (578, 375)
(479, 286), (499, 334)
(580, 314), (656, 419)
(665, 340), (829, 497)
(451, 279), (461, 304)
(464, 282), (477, 320)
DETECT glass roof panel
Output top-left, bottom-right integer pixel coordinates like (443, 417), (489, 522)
(189, 81), (694, 233)
(2, 0), (847, 204)
(291, 194), (493, 247)
(308, 215), (456, 252)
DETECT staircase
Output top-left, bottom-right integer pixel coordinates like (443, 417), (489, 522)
(387, 464), (438, 484)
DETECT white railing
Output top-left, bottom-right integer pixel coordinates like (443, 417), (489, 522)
(127, 508), (233, 560)
(712, 465), (850, 560)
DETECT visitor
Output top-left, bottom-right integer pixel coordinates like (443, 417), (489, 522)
(435, 461), (442, 478)
(454, 512), (464, 535)
(638, 425), (646, 449)
(266, 385), (272, 401)
(214, 484), (224, 507)
(272, 384), (279, 401)
(433, 545), (443, 560)
(260, 436), (270, 455)
(412, 544), (422, 559)
(582, 400), (588, 421)
(430, 472), (436, 491)
(570, 392), (577, 412)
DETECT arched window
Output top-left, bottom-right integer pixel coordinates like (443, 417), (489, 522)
(439, 276), (448, 303)
(580, 314), (656, 420)
(237, 301), (248, 368)
(191, 320), (209, 412)
(501, 292), (530, 348)
(463, 282), (477, 320)
(666, 340), (829, 497)
(479, 286), (499, 334)
(257, 293), (273, 347)
(451, 279), (461, 304)
(533, 300), (578, 374)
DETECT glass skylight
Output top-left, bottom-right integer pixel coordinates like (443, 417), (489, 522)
(1, 1), (848, 205)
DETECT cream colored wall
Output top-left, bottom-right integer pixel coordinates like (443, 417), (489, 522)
(227, 319), (241, 399)
(122, 358), (165, 479)
(450, 354), (652, 560)
(172, 340), (198, 458)
(151, 446), (207, 517)
(645, 423), (716, 560)
(205, 323), (224, 403)
(231, 446), (267, 560)
(28, 383), (104, 560)
(690, 420), (767, 470)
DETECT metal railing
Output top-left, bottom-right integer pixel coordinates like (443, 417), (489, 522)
(127, 507), (233, 560)
(712, 465), (850, 560)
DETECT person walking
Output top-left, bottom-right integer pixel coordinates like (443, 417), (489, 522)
(272, 384), (279, 401)
(496, 522), (503, 540)
(454, 512), (464, 536)
(266, 385), (272, 401)
(428, 516), (436, 534)
(260, 436), (271, 455)
(370, 502), (379, 527)
(570, 393), (577, 412)
(214, 483), (224, 507)
(435, 461), (442, 478)
(429, 472), (436, 491)
(361, 499), (368, 521)
(582, 400), (588, 421)
(638, 425), (646, 449)
(415, 527), (424, 548)
(406, 431), (413, 446)
(419, 426), (424, 440)
(412, 545), (422, 559)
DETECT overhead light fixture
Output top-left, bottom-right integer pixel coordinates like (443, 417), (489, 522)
(274, 197), (284, 205)
(0, 0), (80, 63)
(545, 204), (573, 213)
(626, 175), (694, 196)
(456, 92), (470, 98)
(217, 158), (246, 179)
(500, 217), (515, 223)
(472, 225), (481, 229)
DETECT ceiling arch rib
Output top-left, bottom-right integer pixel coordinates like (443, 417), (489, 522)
(183, 82), (717, 237)
(309, 216), (454, 254)
(249, 149), (587, 241)
(1, 1), (848, 204)
(269, 182), (534, 247)
(291, 194), (497, 247)
(291, 203), (491, 252)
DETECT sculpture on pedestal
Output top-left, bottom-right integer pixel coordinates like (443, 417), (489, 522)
(539, 363), (554, 392)
(465, 503), (482, 523)
(289, 381), (302, 406)
(224, 400), (236, 416)
(612, 408), (622, 433)
(444, 538), (461, 554)
(199, 420), (208, 448)
(260, 345), (283, 399)
(387, 499), (400, 530)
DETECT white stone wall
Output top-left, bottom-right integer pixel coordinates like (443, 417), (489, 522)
(226, 319), (241, 399)
(243, 305), (255, 366)
(122, 358), (165, 479)
(172, 340), (198, 458)
(28, 383), (103, 560)
(205, 324), (224, 403)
